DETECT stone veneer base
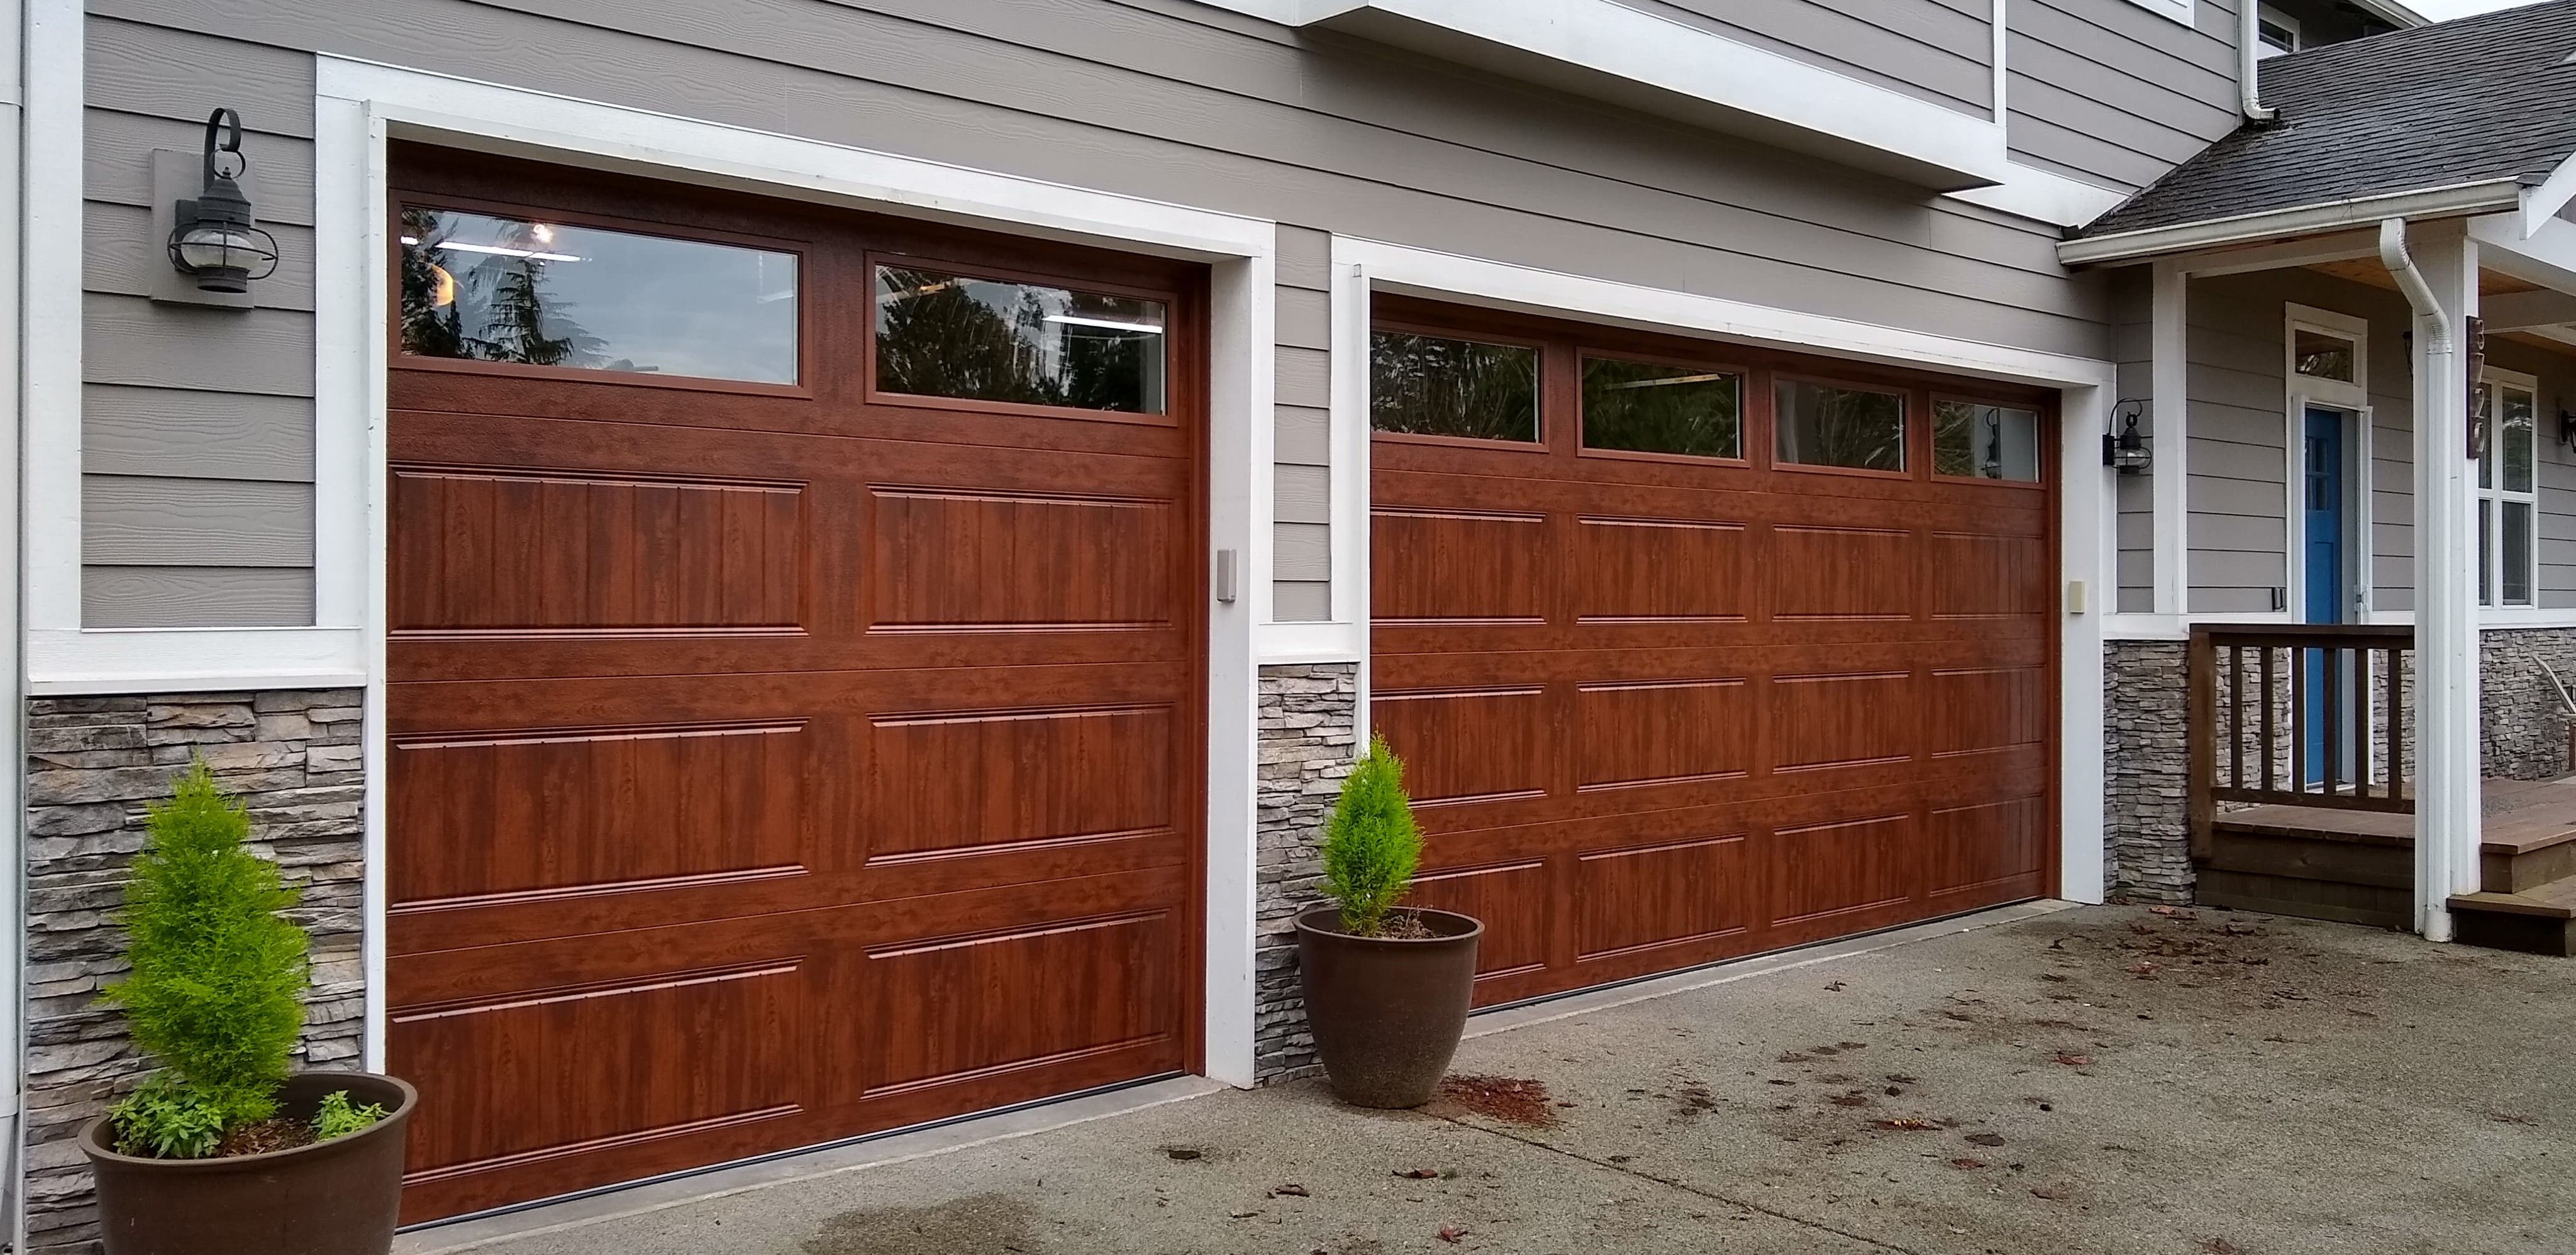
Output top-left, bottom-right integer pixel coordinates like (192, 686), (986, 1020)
(1252, 663), (1359, 1084)
(21, 690), (366, 1255)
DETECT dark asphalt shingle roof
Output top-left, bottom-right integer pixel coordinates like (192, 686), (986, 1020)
(2078, 0), (2576, 239)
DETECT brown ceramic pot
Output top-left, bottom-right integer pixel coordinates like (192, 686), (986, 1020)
(80, 1071), (416, 1255)
(1294, 905), (1483, 1108)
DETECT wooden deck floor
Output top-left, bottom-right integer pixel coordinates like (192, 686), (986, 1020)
(2200, 777), (2576, 948)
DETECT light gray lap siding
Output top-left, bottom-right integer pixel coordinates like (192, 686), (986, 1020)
(2006, 0), (2243, 194)
(82, 19), (318, 626)
(84, 0), (2115, 629)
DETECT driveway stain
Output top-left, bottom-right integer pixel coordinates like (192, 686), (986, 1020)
(801, 1193), (1045, 1255)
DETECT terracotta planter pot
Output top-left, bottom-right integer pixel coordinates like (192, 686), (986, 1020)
(1294, 905), (1483, 1108)
(80, 1071), (416, 1255)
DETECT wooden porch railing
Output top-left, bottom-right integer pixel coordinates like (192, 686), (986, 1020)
(2185, 624), (2415, 859)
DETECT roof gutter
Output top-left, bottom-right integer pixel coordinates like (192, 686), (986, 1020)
(2237, 0), (2275, 123)
(2057, 179), (2526, 267)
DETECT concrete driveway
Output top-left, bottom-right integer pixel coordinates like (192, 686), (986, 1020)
(408, 904), (2573, 1255)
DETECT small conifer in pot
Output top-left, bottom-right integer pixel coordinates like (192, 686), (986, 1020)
(1319, 734), (1424, 937)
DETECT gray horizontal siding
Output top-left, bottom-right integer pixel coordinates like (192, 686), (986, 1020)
(1274, 219), (1334, 619)
(1637, 0), (1993, 119)
(2006, 0), (2241, 194)
(84, 567), (316, 628)
(84, 0), (2126, 629)
(2114, 267), (2153, 614)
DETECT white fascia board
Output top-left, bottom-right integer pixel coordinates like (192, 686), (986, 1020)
(2520, 152), (2576, 240)
(2057, 180), (2528, 267)
(1946, 162), (2130, 229)
(1240, 0), (2011, 191)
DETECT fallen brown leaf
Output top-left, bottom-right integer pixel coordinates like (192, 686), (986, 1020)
(2055, 1053), (2094, 1067)
(1437, 1226), (1468, 1244)
(1966, 1132), (2007, 1147)
(1397, 1168), (1443, 1180)
(1270, 1183), (1309, 1197)
(1874, 1117), (1940, 1131)
(1950, 1158), (1987, 1169)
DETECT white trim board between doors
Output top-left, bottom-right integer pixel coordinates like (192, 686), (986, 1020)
(303, 56), (1281, 1090)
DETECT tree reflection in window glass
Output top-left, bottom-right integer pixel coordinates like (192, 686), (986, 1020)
(1370, 331), (1538, 441)
(1776, 379), (1905, 471)
(1582, 357), (1740, 459)
(397, 207), (797, 384)
(874, 266), (1167, 414)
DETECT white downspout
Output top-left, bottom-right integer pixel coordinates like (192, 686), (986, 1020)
(2239, 1), (2279, 123)
(2381, 216), (2473, 941)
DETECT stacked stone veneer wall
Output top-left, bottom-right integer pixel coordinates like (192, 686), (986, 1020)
(2102, 641), (2190, 904)
(21, 690), (365, 1255)
(2482, 627), (2576, 780)
(1253, 663), (1358, 1083)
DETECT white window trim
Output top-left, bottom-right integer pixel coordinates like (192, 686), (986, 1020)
(2120, 0), (2195, 26)
(2477, 365), (2542, 609)
(2286, 304), (2368, 411)
(2255, 3), (2301, 57)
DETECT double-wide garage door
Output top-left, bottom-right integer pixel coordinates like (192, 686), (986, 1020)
(1373, 296), (2058, 1008)
(384, 147), (1205, 1221)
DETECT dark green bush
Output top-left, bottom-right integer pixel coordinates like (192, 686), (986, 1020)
(101, 760), (310, 1158)
(1319, 734), (1423, 936)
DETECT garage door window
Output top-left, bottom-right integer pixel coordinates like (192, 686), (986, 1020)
(874, 264), (1168, 414)
(1775, 379), (1905, 472)
(1372, 330), (1540, 443)
(399, 207), (799, 385)
(1582, 356), (1743, 460)
(1933, 401), (2041, 482)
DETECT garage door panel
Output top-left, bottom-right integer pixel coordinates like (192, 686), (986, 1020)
(392, 956), (809, 1190)
(869, 487), (1176, 630)
(1924, 795), (2050, 900)
(390, 631), (1191, 683)
(849, 909), (1180, 1098)
(1370, 507), (1550, 624)
(1771, 525), (1916, 621)
(390, 466), (809, 636)
(1769, 812), (1918, 927)
(1570, 515), (1753, 624)
(1574, 678), (1755, 791)
(865, 702), (1176, 861)
(1574, 834), (1752, 961)
(1928, 532), (2053, 619)
(1407, 860), (1552, 980)
(389, 719), (810, 910)
(1926, 666), (2050, 758)
(1772, 671), (1916, 774)
(1373, 687), (1552, 805)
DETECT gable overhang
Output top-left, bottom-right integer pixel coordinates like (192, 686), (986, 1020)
(2057, 179), (2530, 267)
(2518, 150), (2576, 238)
(1197, 0), (2011, 191)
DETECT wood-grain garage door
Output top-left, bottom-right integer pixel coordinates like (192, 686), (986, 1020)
(384, 145), (1204, 1222)
(1370, 296), (2056, 1007)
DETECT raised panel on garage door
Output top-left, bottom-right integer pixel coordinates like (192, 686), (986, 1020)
(1368, 296), (2055, 1007)
(383, 145), (1204, 1222)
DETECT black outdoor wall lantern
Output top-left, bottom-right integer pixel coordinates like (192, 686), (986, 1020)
(166, 108), (279, 294)
(2103, 398), (2152, 475)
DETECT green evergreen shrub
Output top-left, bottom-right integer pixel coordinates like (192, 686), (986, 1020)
(101, 760), (311, 1158)
(1319, 734), (1424, 936)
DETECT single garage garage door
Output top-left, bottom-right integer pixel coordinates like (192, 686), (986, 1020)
(1370, 296), (2056, 1008)
(384, 146), (1205, 1222)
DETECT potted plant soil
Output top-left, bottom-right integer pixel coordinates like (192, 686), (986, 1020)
(1295, 735), (1483, 1108)
(79, 760), (417, 1255)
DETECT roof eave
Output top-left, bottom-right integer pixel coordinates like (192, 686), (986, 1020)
(2057, 179), (2528, 267)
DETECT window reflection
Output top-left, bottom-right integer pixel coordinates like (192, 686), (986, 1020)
(1933, 401), (2040, 481)
(1370, 331), (1540, 442)
(1582, 357), (1741, 459)
(398, 207), (798, 385)
(1776, 380), (1905, 472)
(874, 266), (1167, 414)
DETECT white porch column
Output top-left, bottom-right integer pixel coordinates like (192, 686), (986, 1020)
(2150, 260), (2189, 615)
(2398, 218), (2482, 941)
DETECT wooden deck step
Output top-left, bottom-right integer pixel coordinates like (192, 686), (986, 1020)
(2449, 876), (2576, 958)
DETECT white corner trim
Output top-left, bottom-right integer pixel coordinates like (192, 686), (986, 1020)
(309, 56), (1280, 1088)
(2473, 213), (2576, 295)
(1333, 236), (2113, 388)
(21, 0), (78, 640)
(2059, 180), (2528, 267)
(2060, 382), (2113, 904)
(2149, 260), (2188, 616)
(1204, 0), (2010, 191)
(1946, 162), (2130, 229)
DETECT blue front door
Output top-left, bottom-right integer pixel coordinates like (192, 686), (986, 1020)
(2303, 408), (2345, 783)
